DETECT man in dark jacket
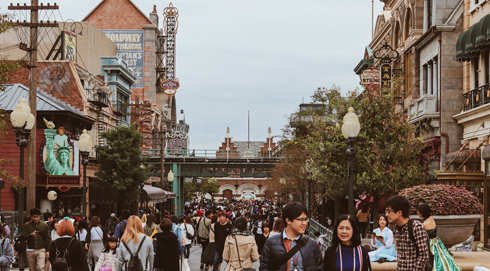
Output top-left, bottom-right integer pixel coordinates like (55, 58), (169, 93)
(259, 202), (323, 271)
(22, 208), (51, 271)
(213, 212), (233, 271)
(114, 209), (130, 240)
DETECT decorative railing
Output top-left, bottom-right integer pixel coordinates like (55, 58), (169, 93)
(143, 149), (283, 161)
(463, 83), (490, 111)
(307, 218), (333, 250)
(87, 91), (109, 107)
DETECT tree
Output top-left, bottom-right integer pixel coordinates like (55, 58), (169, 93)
(93, 124), (152, 210)
(272, 86), (428, 226)
(183, 181), (197, 202)
(0, 11), (24, 189)
(200, 177), (219, 200)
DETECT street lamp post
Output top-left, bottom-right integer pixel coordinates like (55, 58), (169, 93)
(10, 98), (35, 226)
(0, 179), (5, 214)
(78, 129), (92, 217)
(167, 170), (174, 213)
(342, 107), (360, 215)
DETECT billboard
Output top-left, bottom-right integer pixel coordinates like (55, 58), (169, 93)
(102, 30), (144, 88)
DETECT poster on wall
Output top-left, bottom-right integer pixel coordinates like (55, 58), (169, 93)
(39, 124), (79, 176)
(102, 29), (144, 88)
(63, 31), (77, 61)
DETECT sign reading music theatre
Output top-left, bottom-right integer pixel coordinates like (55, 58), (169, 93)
(102, 30), (144, 88)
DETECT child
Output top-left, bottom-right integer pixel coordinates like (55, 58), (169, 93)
(94, 236), (118, 271)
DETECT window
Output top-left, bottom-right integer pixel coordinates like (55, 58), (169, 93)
(423, 64), (428, 95)
(394, 61), (401, 97)
(405, 53), (413, 95)
(474, 57), (480, 89)
(405, 9), (412, 41)
(394, 22), (400, 49)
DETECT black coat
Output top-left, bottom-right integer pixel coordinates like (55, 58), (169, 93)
(49, 237), (90, 271)
(257, 233), (269, 255)
(153, 231), (182, 271)
(323, 245), (371, 271)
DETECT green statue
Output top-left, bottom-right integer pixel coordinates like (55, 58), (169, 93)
(45, 126), (74, 176)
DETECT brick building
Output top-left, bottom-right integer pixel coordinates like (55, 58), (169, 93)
(214, 128), (276, 201)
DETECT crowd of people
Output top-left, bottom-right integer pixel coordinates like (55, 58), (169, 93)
(3, 195), (467, 271)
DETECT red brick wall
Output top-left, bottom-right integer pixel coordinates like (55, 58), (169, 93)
(84, 0), (151, 30)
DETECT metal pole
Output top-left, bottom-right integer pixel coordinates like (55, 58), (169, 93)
(17, 130), (26, 226)
(26, 0), (39, 214)
(484, 162), (488, 248)
(347, 137), (357, 215)
(81, 152), (89, 217)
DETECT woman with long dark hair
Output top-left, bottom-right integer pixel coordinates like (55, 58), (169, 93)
(369, 214), (396, 262)
(76, 219), (88, 249)
(182, 216), (194, 259)
(144, 215), (156, 237)
(417, 204), (461, 271)
(86, 216), (107, 270)
(324, 215), (371, 271)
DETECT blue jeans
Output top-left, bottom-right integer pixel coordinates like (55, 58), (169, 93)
(213, 251), (223, 271)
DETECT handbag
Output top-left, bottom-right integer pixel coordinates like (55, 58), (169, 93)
(100, 254), (114, 271)
(233, 235), (256, 271)
(201, 242), (216, 265)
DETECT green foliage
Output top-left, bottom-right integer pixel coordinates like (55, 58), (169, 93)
(200, 177), (219, 198)
(93, 124), (152, 207)
(399, 184), (483, 215)
(0, 12), (23, 92)
(184, 181), (197, 202)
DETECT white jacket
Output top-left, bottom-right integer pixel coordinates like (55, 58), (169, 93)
(181, 223), (194, 246)
(94, 251), (117, 271)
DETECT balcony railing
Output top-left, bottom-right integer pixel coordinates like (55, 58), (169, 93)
(307, 219), (333, 250)
(463, 83), (490, 111)
(87, 91), (109, 107)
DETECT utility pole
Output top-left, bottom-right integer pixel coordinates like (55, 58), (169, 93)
(122, 95), (152, 129)
(8, 1), (59, 217)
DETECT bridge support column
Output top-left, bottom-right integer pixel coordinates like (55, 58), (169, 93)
(173, 163), (183, 215)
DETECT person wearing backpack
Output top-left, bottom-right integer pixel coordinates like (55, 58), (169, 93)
(259, 202), (323, 271)
(153, 219), (182, 271)
(181, 216), (194, 259)
(48, 218), (90, 271)
(115, 210), (131, 241)
(0, 222), (15, 271)
(116, 216), (153, 271)
(384, 196), (429, 271)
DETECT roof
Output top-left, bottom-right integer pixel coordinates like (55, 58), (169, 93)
(82, 0), (152, 24)
(0, 83), (84, 116)
(141, 185), (176, 203)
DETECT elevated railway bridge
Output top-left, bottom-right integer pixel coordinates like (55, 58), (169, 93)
(144, 149), (283, 214)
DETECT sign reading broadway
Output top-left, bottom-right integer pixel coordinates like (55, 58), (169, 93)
(103, 30), (144, 88)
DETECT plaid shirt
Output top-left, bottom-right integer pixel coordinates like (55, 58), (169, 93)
(394, 220), (429, 271)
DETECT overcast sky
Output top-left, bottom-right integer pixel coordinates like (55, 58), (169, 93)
(1, 0), (384, 150)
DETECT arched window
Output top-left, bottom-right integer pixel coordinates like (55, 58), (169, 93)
(405, 9), (412, 40)
(394, 22), (400, 49)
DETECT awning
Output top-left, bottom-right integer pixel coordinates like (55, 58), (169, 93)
(456, 30), (467, 61)
(465, 23), (480, 55)
(476, 14), (490, 48)
(354, 46), (374, 75)
(445, 149), (481, 164)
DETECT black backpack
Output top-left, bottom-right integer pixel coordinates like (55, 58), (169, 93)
(52, 238), (75, 271)
(14, 235), (26, 252)
(122, 236), (147, 271)
(408, 219), (434, 271)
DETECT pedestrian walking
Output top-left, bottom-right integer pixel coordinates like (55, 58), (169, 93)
(50, 218), (61, 241)
(86, 216), (107, 271)
(222, 217), (259, 271)
(114, 210), (130, 240)
(256, 222), (270, 255)
(76, 219), (88, 250)
(323, 215), (371, 270)
(259, 202), (323, 271)
(198, 210), (213, 270)
(269, 218), (284, 237)
(153, 219), (182, 271)
(15, 216), (30, 271)
(169, 215), (185, 249)
(22, 208), (51, 271)
(213, 212), (233, 271)
(104, 214), (117, 237)
(182, 216), (195, 259)
(143, 215), (157, 238)
(49, 218), (90, 271)
(356, 205), (369, 239)
(0, 221), (15, 271)
(94, 236), (118, 271)
(384, 195), (429, 271)
(417, 204), (461, 271)
(117, 216), (154, 271)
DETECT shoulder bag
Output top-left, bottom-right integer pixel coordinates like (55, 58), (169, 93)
(269, 235), (310, 271)
(233, 235), (255, 271)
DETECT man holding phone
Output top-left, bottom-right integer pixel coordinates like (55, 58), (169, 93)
(21, 208), (51, 271)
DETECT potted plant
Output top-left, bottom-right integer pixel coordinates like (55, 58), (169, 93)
(399, 184), (483, 246)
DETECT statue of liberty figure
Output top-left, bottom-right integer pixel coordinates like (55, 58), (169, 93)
(44, 126), (74, 175)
